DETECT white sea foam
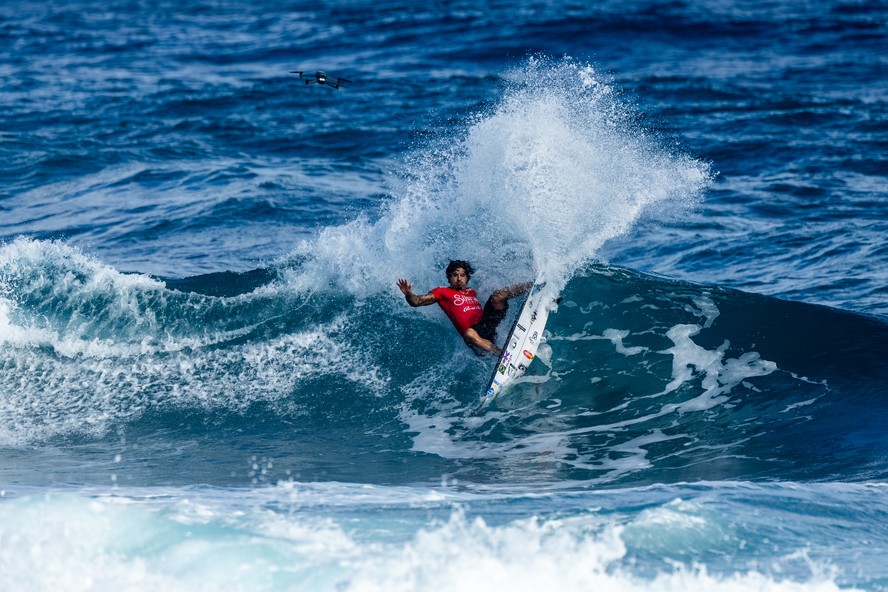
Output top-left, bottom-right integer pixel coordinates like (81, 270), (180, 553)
(0, 489), (859, 592)
(659, 323), (777, 412)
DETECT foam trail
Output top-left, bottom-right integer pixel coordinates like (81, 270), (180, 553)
(282, 57), (711, 297)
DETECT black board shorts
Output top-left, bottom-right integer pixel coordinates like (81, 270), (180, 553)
(472, 299), (508, 343)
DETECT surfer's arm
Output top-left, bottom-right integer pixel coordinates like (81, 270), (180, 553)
(491, 281), (533, 301)
(488, 281), (534, 309)
(463, 328), (501, 356)
(397, 278), (436, 307)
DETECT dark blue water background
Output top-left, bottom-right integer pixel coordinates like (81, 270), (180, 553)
(1, 1), (887, 590)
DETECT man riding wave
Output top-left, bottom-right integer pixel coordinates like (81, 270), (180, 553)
(397, 260), (530, 356)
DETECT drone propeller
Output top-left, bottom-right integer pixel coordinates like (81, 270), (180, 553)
(325, 77), (351, 89)
(289, 70), (350, 89)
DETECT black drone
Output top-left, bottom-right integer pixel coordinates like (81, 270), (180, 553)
(290, 70), (351, 89)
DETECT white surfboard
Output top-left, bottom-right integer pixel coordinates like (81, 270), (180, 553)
(480, 278), (557, 407)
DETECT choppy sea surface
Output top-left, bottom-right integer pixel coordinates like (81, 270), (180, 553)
(2, 1), (887, 590)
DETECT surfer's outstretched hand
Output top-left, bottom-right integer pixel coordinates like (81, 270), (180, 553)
(398, 279), (435, 307)
(397, 278), (413, 296)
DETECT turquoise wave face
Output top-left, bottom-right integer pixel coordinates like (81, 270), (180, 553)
(2, 239), (887, 489)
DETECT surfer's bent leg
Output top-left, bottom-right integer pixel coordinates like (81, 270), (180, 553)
(476, 299), (508, 337)
(466, 282), (531, 356)
(463, 328), (500, 356)
(467, 298), (510, 356)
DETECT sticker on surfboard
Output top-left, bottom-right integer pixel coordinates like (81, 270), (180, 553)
(480, 278), (556, 407)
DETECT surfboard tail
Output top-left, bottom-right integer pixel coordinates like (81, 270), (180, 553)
(479, 275), (557, 407)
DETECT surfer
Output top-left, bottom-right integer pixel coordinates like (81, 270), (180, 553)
(397, 260), (531, 356)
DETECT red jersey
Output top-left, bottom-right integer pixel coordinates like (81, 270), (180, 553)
(431, 287), (483, 335)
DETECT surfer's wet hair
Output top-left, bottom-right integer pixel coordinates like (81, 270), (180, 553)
(446, 260), (474, 279)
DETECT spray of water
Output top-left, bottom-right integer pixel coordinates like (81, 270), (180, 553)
(285, 57), (711, 297)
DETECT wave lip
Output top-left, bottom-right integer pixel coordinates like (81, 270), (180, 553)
(0, 238), (388, 447)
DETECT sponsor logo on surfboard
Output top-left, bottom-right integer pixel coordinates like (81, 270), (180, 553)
(485, 387), (495, 397)
(530, 310), (538, 321)
(516, 323), (527, 333)
(529, 331), (538, 343)
(498, 364), (507, 374)
(523, 350), (534, 360)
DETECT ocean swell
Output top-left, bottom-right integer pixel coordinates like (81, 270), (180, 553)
(2, 238), (886, 488)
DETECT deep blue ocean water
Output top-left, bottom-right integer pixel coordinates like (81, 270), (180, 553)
(2, 0), (887, 590)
